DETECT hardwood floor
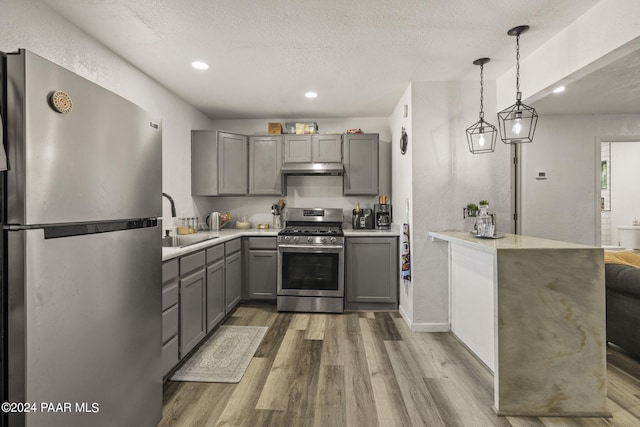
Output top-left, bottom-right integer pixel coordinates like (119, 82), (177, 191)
(160, 305), (640, 426)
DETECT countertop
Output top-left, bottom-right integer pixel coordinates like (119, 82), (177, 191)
(162, 226), (400, 261)
(429, 231), (599, 254)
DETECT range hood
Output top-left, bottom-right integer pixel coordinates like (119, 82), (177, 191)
(281, 162), (344, 176)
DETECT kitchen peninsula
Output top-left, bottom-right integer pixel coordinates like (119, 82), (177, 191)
(429, 231), (608, 417)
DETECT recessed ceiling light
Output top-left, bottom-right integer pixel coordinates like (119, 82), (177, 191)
(191, 61), (210, 71)
(552, 86), (566, 94)
(305, 91), (318, 99)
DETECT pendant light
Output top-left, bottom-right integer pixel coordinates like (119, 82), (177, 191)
(497, 25), (538, 144)
(466, 58), (497, 154)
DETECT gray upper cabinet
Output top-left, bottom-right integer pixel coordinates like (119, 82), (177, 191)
(312, 134), (342, 163)
(249, 135), (284, 195)
(191, 130), (248, 196)
(218, 132), (248, 195)
(191, 130), (219, 196)
(284, 134), (342, 164)
(283, 135), (312, 163)
(343, 133), (379, 195)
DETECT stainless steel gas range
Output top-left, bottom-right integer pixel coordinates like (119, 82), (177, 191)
(277, 208), (345, 313)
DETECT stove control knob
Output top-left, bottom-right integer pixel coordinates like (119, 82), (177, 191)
(284, 236), (291, 242)
(321, 237), (328, 243)
(293, 236), (299, 242)
(330, 237), (337, 244)
(307, 237), (313, 243)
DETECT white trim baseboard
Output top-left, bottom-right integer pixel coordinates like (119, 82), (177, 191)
(411, 322), (450, 332)
(398, 306), (450, 332)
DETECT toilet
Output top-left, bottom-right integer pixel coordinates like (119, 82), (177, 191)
(617, 225), (640, 249)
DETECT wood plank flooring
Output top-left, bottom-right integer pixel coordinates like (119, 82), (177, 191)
(160, 305), (640, 426)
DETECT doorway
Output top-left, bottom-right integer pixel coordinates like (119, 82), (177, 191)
(600, 140), (640, 247)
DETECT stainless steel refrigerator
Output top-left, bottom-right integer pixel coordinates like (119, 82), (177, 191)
(1, 49), (162, 427)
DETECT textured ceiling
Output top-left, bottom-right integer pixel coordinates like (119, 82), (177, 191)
(41, 0), (601, 119)
(531, 47), (640, 115)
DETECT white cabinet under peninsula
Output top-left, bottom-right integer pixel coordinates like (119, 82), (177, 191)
(429, 231), (609, 418)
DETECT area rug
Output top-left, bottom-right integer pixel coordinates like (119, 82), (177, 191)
(170, 325), (268, 383)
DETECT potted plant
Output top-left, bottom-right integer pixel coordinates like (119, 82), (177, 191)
(478, 200), (489, 208)
(465, 203), (479, 217)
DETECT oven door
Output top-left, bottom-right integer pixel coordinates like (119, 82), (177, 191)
(277, 244), (344, 297)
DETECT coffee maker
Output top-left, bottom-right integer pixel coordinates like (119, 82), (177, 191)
(374, 204), (392, 230)
(352, 208), (374, 229)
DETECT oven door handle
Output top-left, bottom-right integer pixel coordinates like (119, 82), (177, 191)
(278, 244), (344, 251)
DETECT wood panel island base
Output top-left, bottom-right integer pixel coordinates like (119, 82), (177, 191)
(429, 231), (610, 418)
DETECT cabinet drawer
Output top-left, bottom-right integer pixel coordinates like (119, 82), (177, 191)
(162, 335), (179, 377)
(248, 237), (277, 250)
(162, 304), (179, 344)
(225, 238), (241, 255)
(207, 244), (225, 264)
(162, 282), (179, 311)
(162, 259), (179, 284)
(180, 250), (206, 276)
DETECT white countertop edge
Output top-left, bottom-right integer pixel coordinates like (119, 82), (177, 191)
(163, 227), (400, 261)
(343, 228), (400, 237)
(429, 231), (600, 253)
(162, 229), (278, 261)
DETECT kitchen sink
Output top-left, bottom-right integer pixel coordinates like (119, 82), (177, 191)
(162, 234), (218, 248)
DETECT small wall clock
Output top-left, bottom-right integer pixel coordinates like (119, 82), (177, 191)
(400, 127), (408, 155)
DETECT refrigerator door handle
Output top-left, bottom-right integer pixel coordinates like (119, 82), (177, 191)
(0, 112), (7, 171)
(43, 218), (158, 239)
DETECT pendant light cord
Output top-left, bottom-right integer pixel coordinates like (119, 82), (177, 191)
(515, 34), (521, 93)
(479, 63), (484, 117)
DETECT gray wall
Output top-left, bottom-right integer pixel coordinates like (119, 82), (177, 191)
(520, 114), (640, 245)
(395, 80), (511, 330)
(0, 0), (214, 222)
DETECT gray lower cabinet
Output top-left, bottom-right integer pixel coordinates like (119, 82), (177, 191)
(249, 135), (284, 195)
(206, 245), (225, 332)
(179, 251), (207, 357)
(346, 237), (398, 307)
(343, 133), (379, 195)
(225, 240), (243, 312)
(161, 259), (180, 377)
(248, 237), (277, 299)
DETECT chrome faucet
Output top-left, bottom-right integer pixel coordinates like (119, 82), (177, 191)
(162, 192), (177, 217)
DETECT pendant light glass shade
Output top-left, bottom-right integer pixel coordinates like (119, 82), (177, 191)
(498, 25), (538, 144)
(466, 58), (497, 154)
